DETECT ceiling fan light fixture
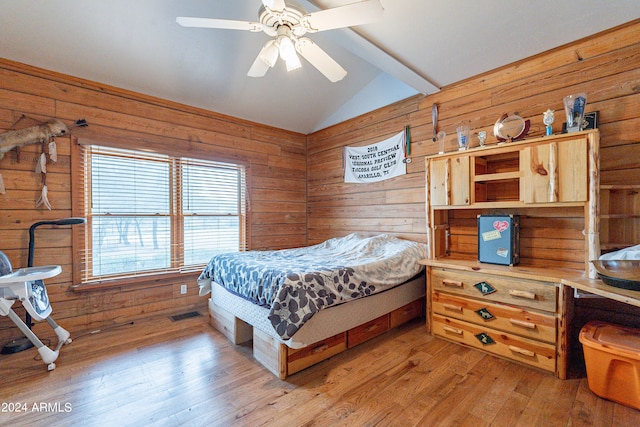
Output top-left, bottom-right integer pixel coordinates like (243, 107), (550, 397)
(284, 54), (302, 72)
(275, 27), (301, 72)
(178, 0), (385, 81)
(259, 40), (279, 67)
(278, 35), (296, 60)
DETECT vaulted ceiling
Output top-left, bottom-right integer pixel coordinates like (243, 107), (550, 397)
(1, 0), (639, 133)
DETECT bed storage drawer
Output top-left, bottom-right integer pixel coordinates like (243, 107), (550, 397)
(431, 268), (558, 313)
(287, 333), (347, 375)
(432, 314), (556, 373)
(348, 315), (390, 347)
(432, 292), (556, 343)
(390, 299), (424, 329)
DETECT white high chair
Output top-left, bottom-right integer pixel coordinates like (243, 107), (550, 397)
(0, 265), (72, 370)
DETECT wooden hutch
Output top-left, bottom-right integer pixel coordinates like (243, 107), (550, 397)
(420, 130), (600, 379)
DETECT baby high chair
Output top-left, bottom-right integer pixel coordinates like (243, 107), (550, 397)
(0, 255), (71, 371)
(0, 217), (85, 370)
(0, 218), (86, 370)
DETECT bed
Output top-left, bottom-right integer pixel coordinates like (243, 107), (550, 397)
(197, 233), (427, 378)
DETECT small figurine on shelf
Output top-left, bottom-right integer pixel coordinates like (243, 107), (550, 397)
(543, 109), (555, 136)
(478, 131), (487, 147)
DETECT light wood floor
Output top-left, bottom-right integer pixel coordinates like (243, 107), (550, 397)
(0, 313), (638, 427)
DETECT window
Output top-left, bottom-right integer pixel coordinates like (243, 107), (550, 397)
(77, 144), (246, 283)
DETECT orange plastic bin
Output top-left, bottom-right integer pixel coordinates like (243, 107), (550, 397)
(579, 321), (640, 410)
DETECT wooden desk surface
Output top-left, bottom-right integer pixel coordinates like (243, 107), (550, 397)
(561, 277), (640, 308)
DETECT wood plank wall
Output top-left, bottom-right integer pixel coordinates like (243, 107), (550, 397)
(0, 59), (306, 343)
(307, 20), (640, 255)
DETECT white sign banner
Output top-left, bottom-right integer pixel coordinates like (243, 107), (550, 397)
(344, 130), (406, 183)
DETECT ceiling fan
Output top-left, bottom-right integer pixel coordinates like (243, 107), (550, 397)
(176, 0), (384, 82)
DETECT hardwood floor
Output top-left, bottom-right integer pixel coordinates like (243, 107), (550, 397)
(0, 313), (638, 426)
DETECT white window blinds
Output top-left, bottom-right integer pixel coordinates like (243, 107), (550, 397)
(78, 144), (246, 282)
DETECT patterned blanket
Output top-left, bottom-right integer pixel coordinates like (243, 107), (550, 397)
(198, 233), (426, 340)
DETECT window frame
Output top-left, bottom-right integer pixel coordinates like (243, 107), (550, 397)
(71, 137), (250, 290)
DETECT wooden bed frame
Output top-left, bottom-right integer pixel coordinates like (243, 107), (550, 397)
(208, 295), (424, 379)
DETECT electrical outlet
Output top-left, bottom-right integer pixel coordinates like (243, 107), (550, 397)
(180, 284), (187, 295)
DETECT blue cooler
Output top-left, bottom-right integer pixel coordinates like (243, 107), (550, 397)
(478, 215), (520, 266)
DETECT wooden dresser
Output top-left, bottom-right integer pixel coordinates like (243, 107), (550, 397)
(420, 130), (601, 379)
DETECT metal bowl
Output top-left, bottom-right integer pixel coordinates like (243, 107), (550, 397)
(592, 260), (640, 290)
(592, 260), (640, 280)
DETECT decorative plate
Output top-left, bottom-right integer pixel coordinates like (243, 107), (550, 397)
(494, 113), (530, 142)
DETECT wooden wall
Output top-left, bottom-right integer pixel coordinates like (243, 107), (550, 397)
(0, 59), (306, 343)
(307, 20), (640, 250)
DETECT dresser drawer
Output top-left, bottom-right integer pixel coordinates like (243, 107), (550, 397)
(287, 333), (347, 375)
(431, 268), (557, 312)
(432, 292), (556, 343)
(432, 314), (556, 373)
(348, 315), (389, 348)
(390, 299), (424, 329)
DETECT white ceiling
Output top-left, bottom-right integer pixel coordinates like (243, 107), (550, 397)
(1, 1), (639, 134)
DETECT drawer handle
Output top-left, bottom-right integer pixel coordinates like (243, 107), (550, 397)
(509, 289), (537, 300)
(443, 279), (463, 288)
(443, 303), (463, 312)
(365, 324), (379, 333)
(312, 344), (329, 354)
(509, 318), (537, 329)
(442, 326), (463, 335)
(509, 345), (535, 358)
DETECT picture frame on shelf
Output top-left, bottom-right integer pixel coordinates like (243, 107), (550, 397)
(562, 111), (599, 133)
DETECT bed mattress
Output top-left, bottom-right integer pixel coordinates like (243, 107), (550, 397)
(199, 233), (427, 340)
(209, 272), (425, 349)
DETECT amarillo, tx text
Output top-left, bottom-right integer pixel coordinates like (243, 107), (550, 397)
(348, 144), (400, 179)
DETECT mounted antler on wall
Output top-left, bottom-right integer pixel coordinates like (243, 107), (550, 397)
(0, 117), (87, 205)
(0, 119), (69, 160)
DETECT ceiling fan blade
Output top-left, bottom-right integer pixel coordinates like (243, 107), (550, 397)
(247, 43), (274, 78)
(295, 38), (347, 82)
(303, 0), (383, 33)
(176, 17), (262, 32)
(262, 0), (286, 12)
